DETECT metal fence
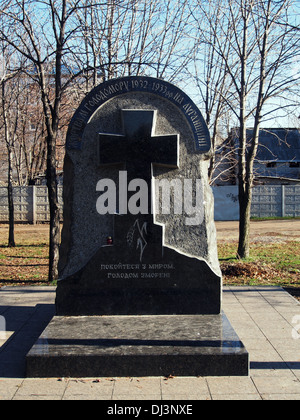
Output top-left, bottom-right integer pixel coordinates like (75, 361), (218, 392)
(0, 185), (299, 222)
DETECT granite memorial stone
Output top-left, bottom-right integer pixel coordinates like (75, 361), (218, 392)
(26, 76), (249, 377)
(56, 76), (221, 315)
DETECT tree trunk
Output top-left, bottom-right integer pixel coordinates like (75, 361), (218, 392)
(237, 182), (252, 258)
(237, 1), (270, 260)
(2, 81), (15, 248)
(237, 9), (250, 260)
(46, 135), (60, 282)
(7, 147), (15, 248)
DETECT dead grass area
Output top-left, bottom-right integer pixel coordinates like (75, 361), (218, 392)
(218, 240), (300, 288)
(0, 224), (50, 286)
(221, 259), (299, 287)
(0, 222), (299, 294)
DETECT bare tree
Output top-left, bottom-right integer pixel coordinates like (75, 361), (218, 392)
(0, 41), (21, 247)
(192, 0), (300, 258)
(235, 0), (299, 258)
(189, 0), (233, 181)
(0, 80), (15, 246)
(0, 0), (86, 281)
(0, 0), (197, 279)
(74, 0), (194, 83)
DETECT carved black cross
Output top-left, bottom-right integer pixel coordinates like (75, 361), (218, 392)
(98, 109), (179, 215)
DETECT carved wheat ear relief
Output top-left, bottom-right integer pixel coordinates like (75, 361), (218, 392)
(127, 219), (148, 262)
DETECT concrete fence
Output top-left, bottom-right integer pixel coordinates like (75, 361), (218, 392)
(213, 185), (300, 221)
(0, 185), (299, 223)
(0, 186), (63, 223)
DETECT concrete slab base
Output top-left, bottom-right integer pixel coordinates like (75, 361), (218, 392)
(26, 312), (249, 377)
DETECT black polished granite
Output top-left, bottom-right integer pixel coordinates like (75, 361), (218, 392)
(26, 313), (249, 377)
(56, 108), (221, 317)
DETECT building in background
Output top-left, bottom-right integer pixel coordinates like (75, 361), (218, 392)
(213, 128), (300, 186)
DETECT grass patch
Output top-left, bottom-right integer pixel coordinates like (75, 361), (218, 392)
(251, 216), (300, 221)
(0, 244), (50, 286)
(0, 227), (50, 286)
(0, 224), (299, 289)
(219, 241), (300, 287)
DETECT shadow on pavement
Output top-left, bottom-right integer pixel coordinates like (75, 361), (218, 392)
(0, 304), (55, 378)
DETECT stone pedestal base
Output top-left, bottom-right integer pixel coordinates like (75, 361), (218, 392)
(26, 313), (249, 377)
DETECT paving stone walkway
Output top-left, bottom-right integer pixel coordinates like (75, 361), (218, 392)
(0, 286), (300, 400)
